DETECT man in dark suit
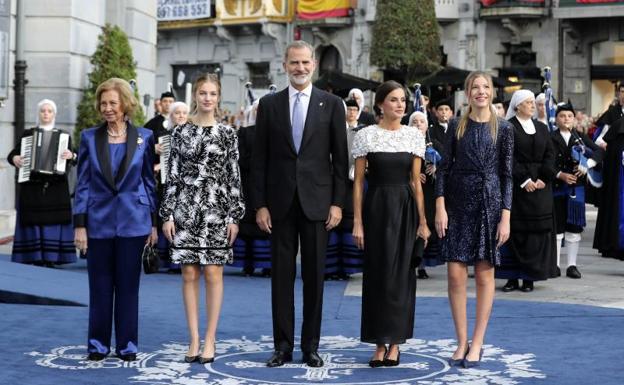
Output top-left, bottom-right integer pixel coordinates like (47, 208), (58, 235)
(429, 98), (453, 148)
(251, 40), (348, 368)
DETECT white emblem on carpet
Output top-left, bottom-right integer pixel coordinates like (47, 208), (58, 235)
(27, 336), (546, 384)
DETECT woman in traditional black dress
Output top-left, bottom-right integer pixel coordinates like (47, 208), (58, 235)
(496, 90), (558, 292)
(352, 81), (430, 367)
(409, 111), (445, 277)
(435, 72), (513, 368)
(8, 99), (77, 266)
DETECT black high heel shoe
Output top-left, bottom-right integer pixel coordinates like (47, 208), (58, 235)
(383, 346), (400, 367)
(185, 342), (200, 363)
(198, 343), (216, 364)
(462, 348), (483, 368)
(448, 344), (469, 367)
(368, 346), (387, 368)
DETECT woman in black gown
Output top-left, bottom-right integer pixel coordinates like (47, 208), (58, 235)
(352, 81), (430, 367)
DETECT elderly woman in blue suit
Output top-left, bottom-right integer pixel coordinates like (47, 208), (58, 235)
(73, 77), (158, 362)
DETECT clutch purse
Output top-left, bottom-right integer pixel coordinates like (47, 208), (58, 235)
(142, 244), (160, 274)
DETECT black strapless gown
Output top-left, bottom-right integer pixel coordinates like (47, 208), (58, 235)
(361, 152), (420, 344)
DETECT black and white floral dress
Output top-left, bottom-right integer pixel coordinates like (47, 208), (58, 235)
(159, 121), (245, 265)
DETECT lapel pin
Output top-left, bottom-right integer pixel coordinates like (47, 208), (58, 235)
(137, 136), (143, 145)
(319, 102), (324, 107)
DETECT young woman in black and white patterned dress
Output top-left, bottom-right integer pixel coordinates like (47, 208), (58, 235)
(160, 74), (245, 364)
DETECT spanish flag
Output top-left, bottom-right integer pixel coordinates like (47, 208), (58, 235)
(297, 0), (351, 20)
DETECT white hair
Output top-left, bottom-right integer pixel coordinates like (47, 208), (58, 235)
(408, 110), (428, 127)
(168, 101), (190, 125)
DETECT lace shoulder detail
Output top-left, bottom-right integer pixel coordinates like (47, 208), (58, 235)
(352, 125), (426, 158)
(351, 125), (374, 158)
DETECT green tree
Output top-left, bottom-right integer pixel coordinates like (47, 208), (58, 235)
(370, 0), (441, 82)
(75, 24), (145, 147)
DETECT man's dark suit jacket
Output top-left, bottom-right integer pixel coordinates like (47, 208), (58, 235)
(251, 86), (348, 222)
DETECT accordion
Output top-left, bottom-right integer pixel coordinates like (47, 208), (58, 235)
(18, 128), (70, 183)
(158, 135), (171, 184)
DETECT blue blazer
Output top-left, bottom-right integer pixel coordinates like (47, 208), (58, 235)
(73, 123), (157, 239)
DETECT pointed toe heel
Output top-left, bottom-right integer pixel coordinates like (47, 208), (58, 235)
(462, 348), (483, 368)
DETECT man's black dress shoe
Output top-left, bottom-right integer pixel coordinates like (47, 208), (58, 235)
(118, 353), (136, 362)
(566, 265), (582, 279)
(302, 351), (324, 367)
(502, 279), (519, 292)
(520, 280), (534, 292)
(87, 352), (107, 361)
(266, 351), (292, 367)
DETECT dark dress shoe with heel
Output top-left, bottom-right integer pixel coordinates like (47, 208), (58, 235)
(87, 352), (107, 361)
(266, 351), (293, 367)
(520, 280), (534, 292)
(502, 279), (519, 292)
(383, 350), (400, 367)
(368, 346), (387, 368)
(118, 353), (136, 362)
(417, 269), (429, 279)
(566, 265), (582, 279)
(302, 351), (324, 367)
(462, 348), (483, 368)
(448, 345), (469, 367)
(198, 356), (214, 364)
(184, 354), (199, 363)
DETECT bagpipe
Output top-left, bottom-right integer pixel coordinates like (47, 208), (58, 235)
(412, 83), (442, 167)
(541, 67), (557, 132)
(570, 128), (603, 188)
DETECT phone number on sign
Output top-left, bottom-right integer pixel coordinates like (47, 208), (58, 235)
(157, 4), (209, 19)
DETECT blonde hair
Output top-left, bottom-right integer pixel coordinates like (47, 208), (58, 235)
(95, 78), (139, 117)
(190, 73), (221, 118)
(456, 71), (498, 142)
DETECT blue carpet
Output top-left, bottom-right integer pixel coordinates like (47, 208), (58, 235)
(0, 255), (622, 385)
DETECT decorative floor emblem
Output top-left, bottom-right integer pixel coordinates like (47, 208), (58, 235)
(26, 336), (546, 384)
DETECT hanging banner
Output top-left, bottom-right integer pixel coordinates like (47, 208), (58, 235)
(157, 0), (211, 21)
(297, 0), (351, 20)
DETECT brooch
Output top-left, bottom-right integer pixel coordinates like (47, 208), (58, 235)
(319, 102), (324, 107)
(137, 136), (144, 146)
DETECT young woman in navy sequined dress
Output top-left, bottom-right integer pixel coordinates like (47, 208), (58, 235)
(435, 72), (514, 367)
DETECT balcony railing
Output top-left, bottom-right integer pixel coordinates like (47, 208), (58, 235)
(480, 0), (548, 18)
(554, 0), (624, 18)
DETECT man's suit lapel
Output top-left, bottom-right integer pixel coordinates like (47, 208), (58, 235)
(95, 123), (116, 191)
(300, 87), (320, 151)
(279, 89), (297, 154)
(116, 123), (138, 184)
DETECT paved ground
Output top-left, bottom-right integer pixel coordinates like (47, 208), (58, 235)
(2, 207), (623, 309)
(344, 208), (624, 309)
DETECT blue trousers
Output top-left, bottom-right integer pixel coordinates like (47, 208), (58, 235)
(87, 236), (146, 355)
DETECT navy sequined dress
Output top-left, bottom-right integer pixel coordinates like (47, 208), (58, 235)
(435, 118), (514, 266)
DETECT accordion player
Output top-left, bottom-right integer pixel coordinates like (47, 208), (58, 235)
(17, 128), (72, 183)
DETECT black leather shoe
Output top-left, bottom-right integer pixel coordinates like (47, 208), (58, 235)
(502, 279), (519, 292)
(383, 349), (400, 367)
(198, 356), (214, 364)
(118, 353), (136, 362)
(368, 346), (387, 368)
(87, 352), (107, 361)
(302, 351), (324, 367)
(556, 267), (561, 277)
(184, 354), (199, 363)
(520, 280), (534, 292)
(417, 269), (429, 279)
(566, 265), (582, 279)
(266, 351), (292, 367)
